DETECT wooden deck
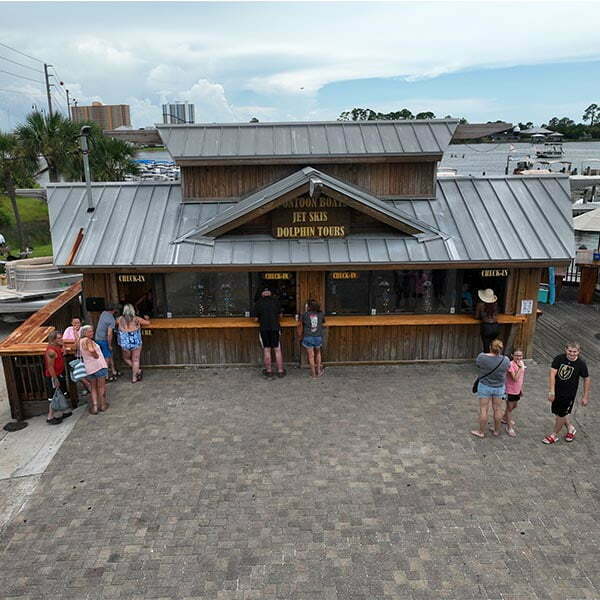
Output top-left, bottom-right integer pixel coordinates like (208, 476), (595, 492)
(533, 286), (600, 364)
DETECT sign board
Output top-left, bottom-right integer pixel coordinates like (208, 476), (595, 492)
(272, 197), (350, 239)
(331, 272), (359, 280)
(480, 269), (508, 278)
(263, 272), (291, 280)
(117, 274), (146, 283)
(520, 299), (534, 315)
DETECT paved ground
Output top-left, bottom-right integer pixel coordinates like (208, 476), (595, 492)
(0, 358), (599, 600)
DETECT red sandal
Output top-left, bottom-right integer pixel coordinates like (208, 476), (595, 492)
(543, 433), (559, 444)
(565, 428), (576, 442)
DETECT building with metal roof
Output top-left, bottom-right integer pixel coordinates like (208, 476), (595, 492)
(45, 118), (575, 366)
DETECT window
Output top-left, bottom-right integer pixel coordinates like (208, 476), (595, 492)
(164, 272), (250, 317)
(458, 269), (508, 314)
(325, 270), (465, 315)
(250, 272), (297, 315)
(326, 272), (370, 314)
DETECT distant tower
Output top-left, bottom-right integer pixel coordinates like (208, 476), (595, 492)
(162, 101), (195, 124)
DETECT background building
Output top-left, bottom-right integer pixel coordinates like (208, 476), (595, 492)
(71, 102), (131, 130)
(162, 101), (195, 124)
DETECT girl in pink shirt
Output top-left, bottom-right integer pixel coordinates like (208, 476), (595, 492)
(503, 348), (526, 437)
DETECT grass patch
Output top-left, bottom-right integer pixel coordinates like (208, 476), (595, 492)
(0, 194), (52, 254)
(137, 146), (166, 153)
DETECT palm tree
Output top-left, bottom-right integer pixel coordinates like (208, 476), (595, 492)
(86, 125), (139, 182)
(0, 132), (38, 251)
(15, 111), (79, 183)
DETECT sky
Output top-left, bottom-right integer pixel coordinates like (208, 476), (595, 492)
(1, 1), (600, 130)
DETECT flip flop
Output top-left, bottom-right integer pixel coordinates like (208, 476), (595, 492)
(470, 430), (485, 438)
(565, 428), (576, 442)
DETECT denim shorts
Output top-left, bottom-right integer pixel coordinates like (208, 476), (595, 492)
(302, 335), (323, 348)
(477, 381), (505, 399)
(87, 368), (108, 380)
(97, 340), (112, 359)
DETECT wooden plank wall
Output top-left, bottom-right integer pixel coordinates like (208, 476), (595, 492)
(507, 268), (542, 358)
(141, 327), (299, 366)
(182, 162), (436, 201)
(297, 272), (326, 312)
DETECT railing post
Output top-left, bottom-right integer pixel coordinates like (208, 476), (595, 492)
(2, 355), (23, 421)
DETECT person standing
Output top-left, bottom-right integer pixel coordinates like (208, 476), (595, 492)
(79, 325), (108, 414)
(503, 348), (526, 437)
(471, 339), (509, 438)
(116, 304), (150, 383)
(254, 288), (285, 378)
(95, 305), (121, 382)
(475, 288), (500, 353)
(62, 316), (92, 397)
(297, 299), (326, 378)
(543, 342), (591, 444)
(44, 331), (71, 425)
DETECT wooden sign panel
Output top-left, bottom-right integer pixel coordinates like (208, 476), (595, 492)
(117, 274), (146, 283)
(272, 197), (351, 239)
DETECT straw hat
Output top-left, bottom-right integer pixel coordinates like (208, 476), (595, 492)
(478, 288), (497, 303)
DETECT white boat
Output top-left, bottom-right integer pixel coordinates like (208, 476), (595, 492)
(536, 141), (563, 159)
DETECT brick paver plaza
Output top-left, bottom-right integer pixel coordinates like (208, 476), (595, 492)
(1, 361), (599, 599)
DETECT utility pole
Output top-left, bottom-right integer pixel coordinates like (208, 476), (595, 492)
(43, 63), (53, 117)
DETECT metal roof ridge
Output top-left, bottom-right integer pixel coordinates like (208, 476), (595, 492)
(156, 118), (461, 128)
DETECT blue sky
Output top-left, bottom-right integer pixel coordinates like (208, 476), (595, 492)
(1, 1), (600, 129)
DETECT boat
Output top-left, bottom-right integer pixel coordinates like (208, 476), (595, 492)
(535, 141), (563, 159)
(0, 257), (81, 321)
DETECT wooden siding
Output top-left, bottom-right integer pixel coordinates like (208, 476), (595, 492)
(506, 268), (542, 357)
(182, 162), (436, 201)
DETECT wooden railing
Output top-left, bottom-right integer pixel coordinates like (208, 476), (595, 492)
(0, 281), (82, 420)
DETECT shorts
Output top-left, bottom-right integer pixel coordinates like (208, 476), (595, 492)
(507, 392), (522, 402)
(477, 381), (505, 399)
(87, 368), (108, 380)
(551, 396), (576, 418)
(302, 335), (323, 349)
(259, 329), (280, 349)
(97, 340), (112, 359)
(45, 374), (67, 401)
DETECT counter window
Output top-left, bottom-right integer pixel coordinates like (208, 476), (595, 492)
(165, 272), (250, 317)
(458, 269), (508, 314)
(326, 272), (370, 314)
(251, 272), (296, 315)
(117, 273), (162, 317)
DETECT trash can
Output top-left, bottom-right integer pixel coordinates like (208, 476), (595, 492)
(538, 284), (549, 303)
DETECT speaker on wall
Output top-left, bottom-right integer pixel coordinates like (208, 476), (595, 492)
(85, 297), (105, 312)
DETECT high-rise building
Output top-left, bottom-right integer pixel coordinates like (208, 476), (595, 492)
(162, 102), (195, 124)
(71, 102), (131, 130)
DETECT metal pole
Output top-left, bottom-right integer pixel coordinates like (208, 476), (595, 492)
(44, 63), (53, 117)
(65, 89), (71, 119)
(79, 127), (94, 213)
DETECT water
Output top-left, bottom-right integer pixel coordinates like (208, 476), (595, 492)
(136, 142), (600, 177)
(440, 141), (600, 176)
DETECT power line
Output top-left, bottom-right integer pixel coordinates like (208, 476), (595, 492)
(0, 54), (43, 74)
(0, 68), (43, 85)
(0, 41), (43, 64)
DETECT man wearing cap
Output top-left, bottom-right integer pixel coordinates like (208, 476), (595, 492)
(475, 288), (500, 353)
(95, 304), (121, 382)
(254, 288), (285, 378)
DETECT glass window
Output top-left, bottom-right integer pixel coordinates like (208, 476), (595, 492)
(165, 272), (250, 317)
(458, 269), (508, 314)
(250, 272), (296, 315)
(326, 272), (370, 314)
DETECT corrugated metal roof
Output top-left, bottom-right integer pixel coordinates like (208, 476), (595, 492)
(157, 119), (459, 161)
(48, 175), (573, 269)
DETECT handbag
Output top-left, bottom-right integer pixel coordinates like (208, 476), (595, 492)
(472, 357), (505, 393)
(69, 358), (88, 382)
(50, 387), (70, 412)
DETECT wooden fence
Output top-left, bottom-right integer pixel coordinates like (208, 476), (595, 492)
(0, 281), (82, 420)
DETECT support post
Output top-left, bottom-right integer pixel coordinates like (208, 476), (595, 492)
(43, 63), (53, 117)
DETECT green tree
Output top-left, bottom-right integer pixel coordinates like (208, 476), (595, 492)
(0, 132), (37, 250)
(583, 103), (599, 126)
(63, 123), (139, 182)
(15, 111), (79, 183)
(415, 111), (436, 119)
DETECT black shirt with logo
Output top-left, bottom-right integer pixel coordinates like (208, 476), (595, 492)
(254, 296), (281, 331)
(551, 354), (589, 399)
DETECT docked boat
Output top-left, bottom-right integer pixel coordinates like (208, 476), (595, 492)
(536, 141), (563, 159)
(0, 257), (81, 320)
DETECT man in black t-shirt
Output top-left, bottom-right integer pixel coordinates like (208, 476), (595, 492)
(254, 289), (285, 378)
(543, 342), (591, 444)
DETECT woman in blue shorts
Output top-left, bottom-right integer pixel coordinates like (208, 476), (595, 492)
(297, 299), (326, 378)
(116, 304), (150, 383)
(471, 338), (509, 438)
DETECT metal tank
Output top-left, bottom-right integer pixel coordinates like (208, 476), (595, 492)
(5, 257), (81, 294)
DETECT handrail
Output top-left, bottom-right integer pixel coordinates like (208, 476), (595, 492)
(0, 280), (82, 355)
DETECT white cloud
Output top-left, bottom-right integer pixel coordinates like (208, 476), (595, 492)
(74, 37), (142, 68)
(179, 79), (236, 122)
(126, 97), (162, 128)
